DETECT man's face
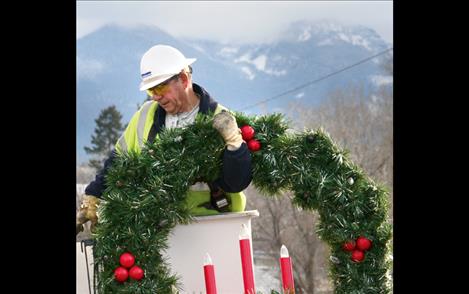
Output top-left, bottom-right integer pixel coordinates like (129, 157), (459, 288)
(147, 75), (184, 114)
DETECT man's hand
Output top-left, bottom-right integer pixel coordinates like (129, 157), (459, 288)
(212, 111), (243, 151)
(76, 195), (100, 235)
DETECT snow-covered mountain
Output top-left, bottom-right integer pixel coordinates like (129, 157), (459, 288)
(77, 20), (391, 163)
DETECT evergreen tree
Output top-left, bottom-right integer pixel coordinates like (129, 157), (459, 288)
(84, 105), (125, 170)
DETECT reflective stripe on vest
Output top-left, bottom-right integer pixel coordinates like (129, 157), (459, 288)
(116, 133), (128, 152)
(137, 101), (155, 147)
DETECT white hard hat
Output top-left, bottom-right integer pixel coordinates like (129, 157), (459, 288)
(139, 45), (196, 91)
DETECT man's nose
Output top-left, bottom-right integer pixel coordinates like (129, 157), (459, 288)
(152, 94), (163, 101)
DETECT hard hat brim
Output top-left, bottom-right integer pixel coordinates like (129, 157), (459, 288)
(139, 73), (176, 91)
(139, 58), (197, 91)
(186, 58), (197, 66)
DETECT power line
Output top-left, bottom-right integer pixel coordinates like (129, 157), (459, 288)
(238, 47), (393, 111)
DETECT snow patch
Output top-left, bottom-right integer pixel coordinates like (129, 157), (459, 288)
(252, 55), (267, 71)
(298, 27), (311, 42)
(218, 46), (239, 57)
(338, 33), (350, 43)
(336, 33), (372, 51)
(314, 21), (344, 34)
(77, 57), (104, 80)
(370, 75), (393, 86)
(350, 35), (372, 51)
(265, 69), (287, 76)
(241, 66), (255, 80)
(235, 53), (286, 76)
(234, 53), (252, 64)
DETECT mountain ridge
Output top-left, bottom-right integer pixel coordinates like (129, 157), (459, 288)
(77, 21), (391, 163)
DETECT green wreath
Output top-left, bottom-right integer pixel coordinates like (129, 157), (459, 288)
(92, 112), (392, 293)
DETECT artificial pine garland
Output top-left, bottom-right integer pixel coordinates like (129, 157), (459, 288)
(92, 112), (392, 293)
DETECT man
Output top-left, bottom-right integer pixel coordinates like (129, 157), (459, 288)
(77, 45), (252, 234)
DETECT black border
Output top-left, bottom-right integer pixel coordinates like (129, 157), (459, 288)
(8, 2), (76, 292)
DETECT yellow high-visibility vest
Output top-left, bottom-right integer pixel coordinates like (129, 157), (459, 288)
(114, 100), (245, 215)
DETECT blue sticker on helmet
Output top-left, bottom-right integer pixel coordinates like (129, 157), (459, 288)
(141, 71), (152, 78)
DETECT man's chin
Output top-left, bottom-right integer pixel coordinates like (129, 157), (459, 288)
(165, 107), (177, 115)
(165, 105), (183, 115)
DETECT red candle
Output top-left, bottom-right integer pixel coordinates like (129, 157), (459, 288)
(280, 245), (295, 293)
(239, 224), (256, 294)
(203, 253), (217, 294)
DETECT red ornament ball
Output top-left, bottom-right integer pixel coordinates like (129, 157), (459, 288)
(342, 241), (356, 252)
(247, 139), (261, 152)
(114, 266), (129, 282)
(351, 250), (365, 263)
(356, 236), (372, 251)
(120, 252), (135, 268)
(129, 265), (145, 281)
(240, 125), (255, 141)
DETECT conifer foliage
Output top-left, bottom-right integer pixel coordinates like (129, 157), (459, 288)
(84, 105), (125, 170)
(93, 112), (392, 293)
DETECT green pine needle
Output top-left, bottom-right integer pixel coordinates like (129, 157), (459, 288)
(92, 112), (392, 293)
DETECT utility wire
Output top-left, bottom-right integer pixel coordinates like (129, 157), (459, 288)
(238, 47), (393, 111)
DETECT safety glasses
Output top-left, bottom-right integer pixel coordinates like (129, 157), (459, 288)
(146, 73), (180, 97)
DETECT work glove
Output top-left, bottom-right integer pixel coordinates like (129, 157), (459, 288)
(76, 195), (100, 235)
(212, 111), (243, 151)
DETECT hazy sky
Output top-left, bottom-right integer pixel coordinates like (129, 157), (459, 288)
(77, 1), (393, 44)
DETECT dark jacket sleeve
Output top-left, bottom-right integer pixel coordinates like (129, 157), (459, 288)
(84, 150), (117, 198)
(214, 142), (252, 193)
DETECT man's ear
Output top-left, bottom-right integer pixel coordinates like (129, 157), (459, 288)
(180, 72), (190, 89)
